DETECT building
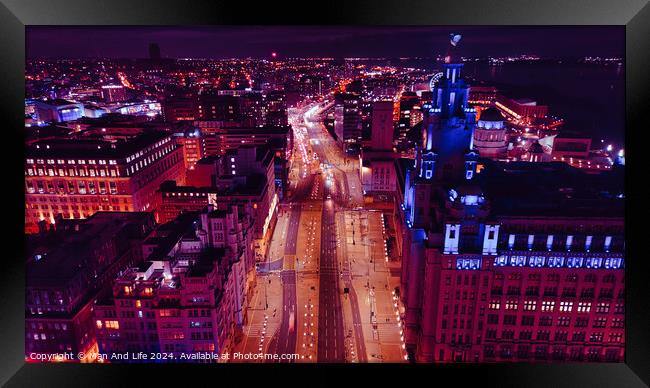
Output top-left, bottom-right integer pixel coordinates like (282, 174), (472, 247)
(360, 101), (398, 195)
(25, 212), (156, 361)
(25, 131), (185, 233)
(159, 145), (278, 245)
(162, 95), (197, 122)
(191, 123), (292, 198)
(370, 101), (394, 150)
(468, 86), (498, 108)
(101, 85), (128, 103)
(174, 128), (204, 171)
(398, 92), (420, 133)
(334, 93), (362, 154)
(521, 141), (552, 162)
(264, 91), (288, 127)
(239, 93), (265, 127)
(495, 95), (548, 121)
(397, 36), (625, 363)
(551, 132), (592, 160)
(197, 93), (240, 122)
(34, 99), (85, 123)
(94, 208), (254, 360)
(473, 106), (508, 159)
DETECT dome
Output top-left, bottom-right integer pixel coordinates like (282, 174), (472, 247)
(479, 106), (504, 122)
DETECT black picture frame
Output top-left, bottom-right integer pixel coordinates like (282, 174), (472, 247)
(1, 0), (648, 386)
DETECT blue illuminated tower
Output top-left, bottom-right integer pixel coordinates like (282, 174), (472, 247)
(404, 34), (478, 228)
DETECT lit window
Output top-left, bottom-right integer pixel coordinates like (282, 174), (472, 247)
(541, 301), (555, 312)
(559, 301), (573, 312)
(577, 302), (591, 313)
(524, 300), (537, 311)
(505, 300), (518, 310)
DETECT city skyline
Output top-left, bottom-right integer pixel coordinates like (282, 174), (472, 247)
(24, 28), (625, 364)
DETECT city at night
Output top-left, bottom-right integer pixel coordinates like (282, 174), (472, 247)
(23, 26), (625, 364)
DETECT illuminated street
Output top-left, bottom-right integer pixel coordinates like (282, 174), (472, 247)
(23, 27), (626, 369)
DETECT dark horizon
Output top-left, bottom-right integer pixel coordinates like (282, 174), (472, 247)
(26, 26), (624, 60)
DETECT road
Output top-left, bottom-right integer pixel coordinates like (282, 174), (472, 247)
(316, 181), (345, 362)
(267, 205), (300, 361)
(303, 104), (351, 362)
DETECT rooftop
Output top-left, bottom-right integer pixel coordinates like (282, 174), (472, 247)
(477, 160), (624, 218)
(26, 212), (154, 288)
(26, 130), (173, 159)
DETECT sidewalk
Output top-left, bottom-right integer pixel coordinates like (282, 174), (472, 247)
(234, 208), (291, 361)
(341, 210), (407, 362)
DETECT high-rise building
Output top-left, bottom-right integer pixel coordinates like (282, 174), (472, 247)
(264, 90), (288, 126)
(174, 128), (204, 170)
(25, 212), (156, 361)
(371, 101), (394, 151)
(334, 92), (362, 154)
(398, 92), (420, 139)
(397, 34), (625, 364)
(25, 131), (185, 233)
(360, 101), (398, 195)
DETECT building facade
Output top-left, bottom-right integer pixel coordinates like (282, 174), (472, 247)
(94, 207), (254, 362)
(25, 131), (184, 233)
(397, 36), (625, 363)
(25, 212), (156, 361)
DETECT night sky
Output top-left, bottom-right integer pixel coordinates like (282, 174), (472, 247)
(26, 26), (624, 59)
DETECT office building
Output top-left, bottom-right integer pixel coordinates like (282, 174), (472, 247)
(25, 131), (184, 233)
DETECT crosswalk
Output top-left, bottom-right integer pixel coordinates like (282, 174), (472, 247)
(245, 322), (280, 351)
(373, 321), (402, 343)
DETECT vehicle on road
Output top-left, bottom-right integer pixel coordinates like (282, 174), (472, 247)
(289, 311), (295, 332)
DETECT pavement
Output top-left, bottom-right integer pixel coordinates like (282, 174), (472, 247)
(342, 210), (407, 362)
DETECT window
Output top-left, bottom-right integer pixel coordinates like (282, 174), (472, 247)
(503, 315), (517, 325)
(559, 301), (573, 312)
(575, 317), (589, 327)
(523, 300), (537, 311)
(572, 331), (586, 342)
(608, 333), (623, 343)
(541, 300), (555, 312)
(557, 317), (571, 327)
(596, 302), (610, 314)
(577, 302), (591, 313)
(521, 316), (535, 326)
(488, 299), (500, 310)
(611, 318), (624, 328)
(589, 332), (604, 342)
(505, 300), (518, 310)
(593, 317), (607, 328)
